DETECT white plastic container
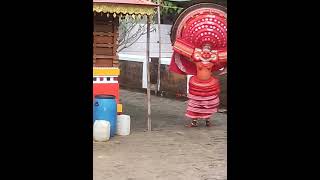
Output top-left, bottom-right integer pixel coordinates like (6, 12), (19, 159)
(116, 115), (131, 136)
(93, 120), (110, 142)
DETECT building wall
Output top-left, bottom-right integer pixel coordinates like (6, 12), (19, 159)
(119, 60), (143, 90)
(118, 60), (186, 97)
(93, 14), (119, 67)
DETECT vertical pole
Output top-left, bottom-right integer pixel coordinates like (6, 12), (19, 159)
(146, 15), (152, 131)
(156, 0), (162, 96)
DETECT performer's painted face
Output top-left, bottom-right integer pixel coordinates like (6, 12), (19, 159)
(193, 44), (218, 63)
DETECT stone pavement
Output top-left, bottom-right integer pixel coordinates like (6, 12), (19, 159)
(93, 89), (227, 180)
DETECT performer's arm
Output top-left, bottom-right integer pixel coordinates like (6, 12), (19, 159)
(218, 67), (227, 75)
(217, 50), (227, 75)
(173, 38), (195, 59)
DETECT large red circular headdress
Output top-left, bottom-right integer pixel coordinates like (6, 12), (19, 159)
(169, 3), (227, 75)
(171, 3), (227, 50)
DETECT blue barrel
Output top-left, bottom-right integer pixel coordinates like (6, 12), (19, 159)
(94, 95), (117, 137)
(93, 98), (96, 123)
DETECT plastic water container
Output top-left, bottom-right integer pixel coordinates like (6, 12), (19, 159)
(93, 100), (96, 123)
(116, 115), (131, 136)
(93, 120), (110, 142)
(94, 95), (117, 137)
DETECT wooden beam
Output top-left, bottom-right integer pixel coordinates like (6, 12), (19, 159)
(146, 15), (152, 132)
(94, 44), (114, 48)
(93, 32), (114, 36)
(94, 55), (116, 59)
(113, 20), (119, 67)
(156, 0), (162, 96)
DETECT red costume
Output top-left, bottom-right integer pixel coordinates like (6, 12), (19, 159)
(169, 3), (227, 126)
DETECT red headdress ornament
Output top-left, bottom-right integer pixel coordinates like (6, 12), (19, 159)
(169, 3), (227, 75)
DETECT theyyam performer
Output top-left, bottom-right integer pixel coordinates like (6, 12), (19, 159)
(169, 3), (227, 127)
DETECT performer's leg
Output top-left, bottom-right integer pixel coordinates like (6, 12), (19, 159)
(205, 118), (212, 127)
(191, 119), (198, 127)
(186, 118), (198, 127)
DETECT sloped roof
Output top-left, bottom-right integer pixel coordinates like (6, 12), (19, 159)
(93, 0), (157, 16)
(93, 0), (157, 6)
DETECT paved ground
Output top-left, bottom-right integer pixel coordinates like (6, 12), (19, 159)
(93, 89), (227, 180)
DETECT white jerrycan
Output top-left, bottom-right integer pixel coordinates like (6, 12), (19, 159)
(93, 120), (110, 142)
(116, 115), (131, 136)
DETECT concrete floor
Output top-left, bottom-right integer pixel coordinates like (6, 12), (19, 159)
(93, 89), (227, 180)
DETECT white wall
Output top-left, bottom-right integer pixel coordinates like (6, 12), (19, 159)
(118, 23), (173, 64)
(118, 24), (174, 88)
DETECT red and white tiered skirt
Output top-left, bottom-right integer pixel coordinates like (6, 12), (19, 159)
(185, 76), (220, 119)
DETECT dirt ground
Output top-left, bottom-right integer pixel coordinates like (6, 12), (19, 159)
(93, 89), (227, 180)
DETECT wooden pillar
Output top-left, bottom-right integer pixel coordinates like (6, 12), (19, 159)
(112, 16), (119, 67)
(156, 0), (162, 96)
(146, 15), (152, 131)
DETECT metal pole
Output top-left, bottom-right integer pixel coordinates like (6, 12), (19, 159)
(156, 0), (162, 96)
(146, 15), (152, 131)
